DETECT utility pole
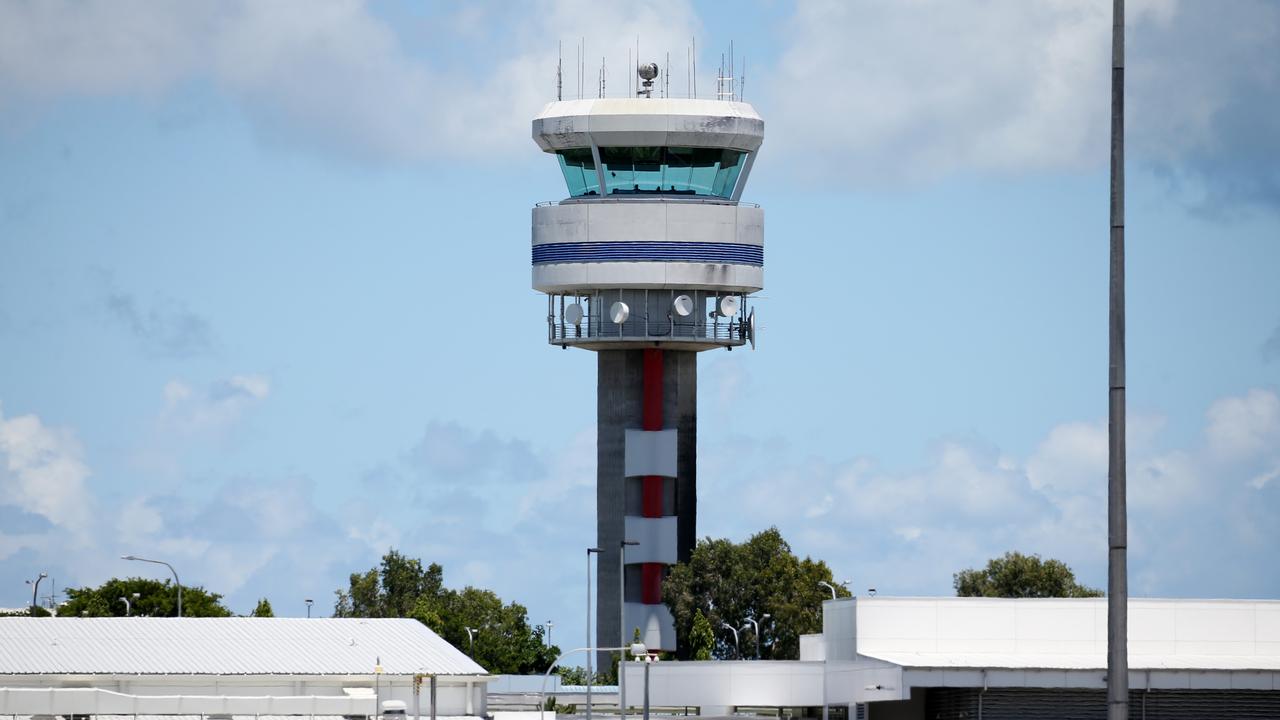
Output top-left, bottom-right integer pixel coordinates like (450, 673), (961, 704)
(1107, 1), (1128, 719)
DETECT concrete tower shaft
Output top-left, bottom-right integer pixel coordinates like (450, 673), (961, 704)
(530, 96), (764, 658)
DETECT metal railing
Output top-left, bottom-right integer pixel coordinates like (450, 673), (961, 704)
(549, 314), (748, 345)
(536, 197), (759, 208)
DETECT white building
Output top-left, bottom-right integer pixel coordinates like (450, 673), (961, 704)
(624, 597), (1280, 719)
(0, 617), (489, 720)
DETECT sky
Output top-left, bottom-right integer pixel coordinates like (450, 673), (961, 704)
(1, 0), (1278, 654)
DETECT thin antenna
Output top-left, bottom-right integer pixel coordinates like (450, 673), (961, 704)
(730, 41), (734, 100)
(557, 41), (563, 101)
(575, 40), (580, 100)
(581, 38), (586, 99)
(740, 57), (746, 101)
(687, 46), (691, 98)
(692, 37), (696, 98)
(664, 51), (669, 98)
(627, 48), (631, 97)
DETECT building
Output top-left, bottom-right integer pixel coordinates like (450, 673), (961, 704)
(0, 617), (490, 719)
(623, 596), (1280, 719)
(529, 73), (765, 658)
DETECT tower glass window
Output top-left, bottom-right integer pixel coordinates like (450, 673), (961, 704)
(556, 147), (747, 198)
(557, 148), (601, 196)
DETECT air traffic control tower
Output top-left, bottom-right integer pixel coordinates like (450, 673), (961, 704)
(530, 66), (764, 657)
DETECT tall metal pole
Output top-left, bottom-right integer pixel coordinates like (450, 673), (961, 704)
(587, 547), (601, 720)
(1107, 1), (1128, 719)
(619, 539), (638, 720)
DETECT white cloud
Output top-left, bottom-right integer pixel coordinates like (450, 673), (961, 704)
(702, 387), (1280, 598)
(159, 373), (270, 436)
(0, 403), (93, 531)
(1205, 387), (1280, 460)
(764, 0), (1280, 202)
(0, 0), (700, 163)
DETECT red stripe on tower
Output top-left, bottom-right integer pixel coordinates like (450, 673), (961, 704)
(642, 349), (664, 519)
(641, 562), (664, 604)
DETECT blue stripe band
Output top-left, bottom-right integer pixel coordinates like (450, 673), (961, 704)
(532, 242), (763, 266)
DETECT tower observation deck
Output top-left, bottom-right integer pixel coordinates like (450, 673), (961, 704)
(531, 91), (764, 658)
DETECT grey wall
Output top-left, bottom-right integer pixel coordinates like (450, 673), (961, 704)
(596, 349), (697, 667)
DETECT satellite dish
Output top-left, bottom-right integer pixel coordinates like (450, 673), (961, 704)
(565, 303), (584, 326)
(672, 295), (694, 317)
(610, 301), (630, 324)
(748, 310), (757, 350)
(719, 295), (740, 317)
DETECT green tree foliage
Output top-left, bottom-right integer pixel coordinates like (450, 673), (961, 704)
(334, 549), (559, 674)
(251, 598), (274, 617)
(59, 577), (232, 617)
(689, 608), (714, 661)
(663, 527), (847, 660)
(953, 551), (1103, 598)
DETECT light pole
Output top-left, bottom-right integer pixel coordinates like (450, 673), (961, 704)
(122, 555), (182, 617)
(619, 539), (639, 720)
(26, 573), (47, 612)
(743, 614), (770, 659)
(586, 547), (602, 720)
(120, 596), (131, 616)
(721, 622), (741, 659)
(545, 620), (554, 647)
(464, 626), (479, 656)
(305, 598), (314, 618)
(818, 580), (848, 601)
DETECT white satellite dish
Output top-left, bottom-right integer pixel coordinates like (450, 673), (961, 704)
(672, 295), (694, 317)
(610, 301), (630, 324)
(719, 295), (740, 317)
(748, 309), (757, 350)
(565, 303), (584, 326)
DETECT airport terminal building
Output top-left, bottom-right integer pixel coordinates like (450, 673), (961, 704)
(625, 596), (1280, 719)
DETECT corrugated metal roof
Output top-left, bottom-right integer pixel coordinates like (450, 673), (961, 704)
(0, 617), (487, 676)
(860, 650), (1280, 671)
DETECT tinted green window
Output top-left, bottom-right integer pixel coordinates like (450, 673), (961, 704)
(557, 149), (600, 196)
(559, 147), (747, 198)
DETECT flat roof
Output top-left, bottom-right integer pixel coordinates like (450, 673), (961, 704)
(0, 617), (487, 676)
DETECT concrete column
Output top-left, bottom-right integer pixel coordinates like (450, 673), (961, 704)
(597, 349), (697, 668)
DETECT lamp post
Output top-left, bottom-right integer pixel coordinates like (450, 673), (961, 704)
(464, 626), (479, 656)
(586, 547), (602, 720)
(26, 573), (47, 612)
(122, 555), (182, 617)
(818, 580), (848, 601)
(619, 539), (639, 720)
(721, 622), (740, 659)
(545, 620), (554, 647)
(743, 614), (770, 659)
(120, 595), (132, 616)
(305, 598), (314, 618)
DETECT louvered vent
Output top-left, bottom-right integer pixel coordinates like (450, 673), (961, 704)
(923, 687), (1280, 720)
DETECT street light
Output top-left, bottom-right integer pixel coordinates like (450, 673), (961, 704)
(818, 580), (849, 601)
(122, 555), (182, 617)
(545, 620), (554, 647)
(26, 573), (47, 612)
(620, 539), (639, 720)
(305, 598), (314, 618)
(721, 622), (741, 659)
(119, 596), (131, 616)
(464, 626), (479, 656)
(743, 614), (771, 659)
(586, 547), (602, 720)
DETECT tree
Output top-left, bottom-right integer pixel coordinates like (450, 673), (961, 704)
(59, 577), (232, 617)
(251, 598), (274, 617)
(333, 549), (559, 674)
(689, 608), (714, 661)
(663, 527), (847, 660)
(953, 551), (1103, 598)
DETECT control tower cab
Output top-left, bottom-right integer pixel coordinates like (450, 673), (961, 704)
(533, 98), (764, 350)
(530, 94), (765, 658)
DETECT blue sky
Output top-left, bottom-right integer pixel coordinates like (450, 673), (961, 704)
(1, 0), (1278, 652)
